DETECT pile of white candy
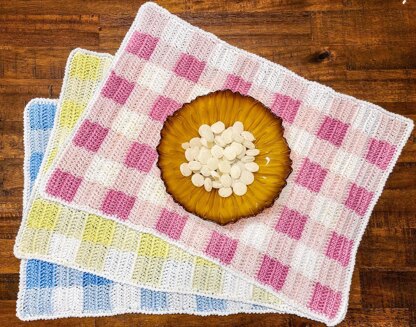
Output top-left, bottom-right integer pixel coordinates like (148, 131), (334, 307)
(180, 121), (260, 197)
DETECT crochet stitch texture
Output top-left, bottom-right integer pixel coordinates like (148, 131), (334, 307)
(16, 3), (413, 325)
(15, 48), (295, 317)
(23, 99), (57, 209)
(19, 98), (272, 319)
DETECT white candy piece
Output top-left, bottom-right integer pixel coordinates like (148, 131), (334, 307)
(188, 160), (202, 171)
(211, 121), (225, 134)
(231, 142), (244, 155)
(180, 120), (261, 197)
(199, 124), (214, 142)
(201, 165), (211, 177)
(245, 162), (259, 172)
(212, 180), (222, 189)
(230, 165), (241, 179)
(241, 155), (255, 163)
(223, 146), (237, 161)
(191, 173), (204, 187)
(240, 170), (254, 185)
(204, 178), (213, 192)
(189, 137), (201, 147)
(237, 147), (246, 159)
(222, 128), (233, 144)
(198, 148), (211, 164)
(244, 140), (255, 149)
(233, 121), (244, 133)
(207, 157), (219, 170)
(214, 135), (227, 147)
(220, 174), (232, 187)
(185, 148), (195, 161)
(219, 187), (232, 198)
(241, 131), (255, 141)
(180, 163), (192, 177)
(237, 161), (246, 170)
(246, 149), (260, 156)
(211, 145), (224, 158)
(232, 130), (244, 143)
(211, 171), (220, 179)
(218, 160), (231, 173)
(200, 138), (209, 147)
(233, 182), (247, 196)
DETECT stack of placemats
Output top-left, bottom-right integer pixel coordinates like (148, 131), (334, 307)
(15, 3), (413, 325)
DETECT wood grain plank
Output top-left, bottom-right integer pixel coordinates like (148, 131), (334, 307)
(384, 163), (416, 190)
(360, 270), (416, 309)
(0, 15), (100, 47)
(0, 158), (23, 220)
(311, 9), (416, 45)
(0, 215), (20, 237)
(340, 308), (411, 327)
(0, 274), (18, 300)
(100, 11), (312, 50)
(359, 228), (416, 269)
(0, 48), (69, 80)
(369, 211), (416, 229)
(321, 80), (416, 103)
(347, 45), (416, 71)
(94, 313), (295, 327)
(0, 240), (19, 274)
(375, 189), (416, 213)
(0, 0), (415, 15)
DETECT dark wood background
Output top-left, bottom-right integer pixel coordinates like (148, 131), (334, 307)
(1, 0), (415, 326)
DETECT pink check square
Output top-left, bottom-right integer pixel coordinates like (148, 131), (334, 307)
(126, 31), (159, 60)
(257, 255), (289, 291)
(296, 158), (328, 193)
(174, 53), (206, 83)
(308, 282), (342, 319)
(124, 142), (158, 173)
(101, 71), (135, 105)
(205, 231), (238, 265)
(150, 96), (181, 122)
(101, 189), (136, 221)
(155, 209), (187, 240)
(73, 120), (109, 153)
(46, 169), (82, 202)
(344, 183), (373, 216)
(275, 206), (308, 240)
(365, 138), (396, 170)
(270, 93), (301, 124)
(317, 116), (349, 147)
(325, 232), (353, 267)
(224, 74), (252, 95)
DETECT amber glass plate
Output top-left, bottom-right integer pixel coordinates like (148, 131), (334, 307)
(157, 90), (292, 225)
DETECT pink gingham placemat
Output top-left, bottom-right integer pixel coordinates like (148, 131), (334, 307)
(39, 2), (413, 325)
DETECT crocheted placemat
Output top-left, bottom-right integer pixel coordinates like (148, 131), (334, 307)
(37, 3), (413, 325)
(15, 48), (293, 316)
(18, 99), (272, 319)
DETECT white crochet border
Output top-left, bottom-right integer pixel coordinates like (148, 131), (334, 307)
(20, 2), (414, 325)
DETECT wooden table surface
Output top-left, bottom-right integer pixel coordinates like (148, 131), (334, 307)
(1, 0), (415, 326)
